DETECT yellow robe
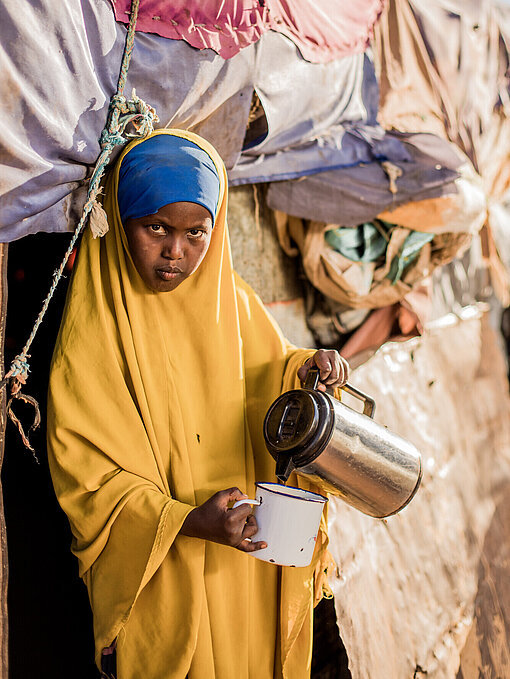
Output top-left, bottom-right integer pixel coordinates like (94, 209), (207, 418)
(47, 130), (329, 678)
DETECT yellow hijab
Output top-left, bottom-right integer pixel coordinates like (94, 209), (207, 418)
(47, 129), (329, 678)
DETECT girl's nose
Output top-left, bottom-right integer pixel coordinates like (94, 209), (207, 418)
(163, 236), (184, 260)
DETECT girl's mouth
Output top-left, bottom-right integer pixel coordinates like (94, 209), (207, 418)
(157, 268), (183, 281)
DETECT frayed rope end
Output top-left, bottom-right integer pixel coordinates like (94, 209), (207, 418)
(6, 390), (41, 462)
(1, 354), (40, 461)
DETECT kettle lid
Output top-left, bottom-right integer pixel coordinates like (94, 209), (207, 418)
(263, 388), (334, 465)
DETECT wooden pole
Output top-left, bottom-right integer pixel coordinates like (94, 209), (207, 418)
(0, 243), (8, 678)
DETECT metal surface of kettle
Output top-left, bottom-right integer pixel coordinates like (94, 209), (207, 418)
(263, 368), (423, 518)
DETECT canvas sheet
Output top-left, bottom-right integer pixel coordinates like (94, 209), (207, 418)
(374, 0), (510, 200)
(0, 0), (251, 241)
(372, 0), (510, 303)
(0, 0), (466, 242)
(0, 0), (386, 242)
(264, 131), (464, 225)
(109, 0), (386, 63)
(263, 0), (510, 233)
(328, 310), (510, 678)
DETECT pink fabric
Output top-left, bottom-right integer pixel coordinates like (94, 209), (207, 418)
(110, 0), (386, 63)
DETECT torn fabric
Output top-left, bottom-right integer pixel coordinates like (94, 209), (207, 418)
(109, 0), (386, 63)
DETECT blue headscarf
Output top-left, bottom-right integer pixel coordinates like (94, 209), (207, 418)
(117, 134), (220, 224)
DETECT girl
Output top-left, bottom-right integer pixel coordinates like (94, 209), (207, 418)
(47, 130), (349, 679)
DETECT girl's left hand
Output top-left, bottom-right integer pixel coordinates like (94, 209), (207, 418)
(297, 349), (350, 392)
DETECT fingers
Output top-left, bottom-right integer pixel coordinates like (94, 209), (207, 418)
(224, 487), (248, 503)
(333, 355), (349, 387)
(300, 351), (350, 390)
(241, 514), (259, 539)
(211, 487), (248, 512)
(203, 492), (269, 553)
(314, 349), (338, 384)
(297, 357), (312, 383)
(237, 516), (266, 552)
(236, 539), (267, 553)
(229, 503), (253, 521)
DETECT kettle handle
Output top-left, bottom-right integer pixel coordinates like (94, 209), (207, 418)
(340, 383), (376, 419)
(304, 367), (376, 419)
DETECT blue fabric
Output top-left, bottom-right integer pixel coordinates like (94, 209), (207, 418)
(117, 134), (220, 224)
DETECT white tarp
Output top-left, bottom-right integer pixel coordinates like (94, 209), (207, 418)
(328, 309), (510, 678)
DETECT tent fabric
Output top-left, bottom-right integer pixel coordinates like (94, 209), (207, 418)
(109, 0), (386, 64)
(231, 46), (380, 162)
(325, 221), (435, 284)
(265, 132), (465, 227)
(0, 0), (418, 243)
(372, 0), (510, 302)
(377, 162), (487, 236)
(274, 211), (471, 310)
(0, 0), (385, 242)
(0, 0), (251, 242)
(1, 0), (499, 244)
(374, 0), (510, 184)
(329, 312), (510, 678)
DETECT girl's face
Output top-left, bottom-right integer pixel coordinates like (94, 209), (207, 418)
(124, 202), (213, 292)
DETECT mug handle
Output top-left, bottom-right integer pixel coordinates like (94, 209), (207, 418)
(232, 498), (261, 509)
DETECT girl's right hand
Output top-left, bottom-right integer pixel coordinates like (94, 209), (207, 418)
(180, 487), (267, 553)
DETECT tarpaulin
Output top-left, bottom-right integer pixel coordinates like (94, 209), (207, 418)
(0, 0), (387, 241)
(109, 0), (386, 64)
(0, 0), (496, 244)
(227, 40), (386, 184)
(265, 132), (465, 226)
(374, 0), (510, 181)
(0, 0), (251, 241)
(378, 162), (487, 236)
(329, 309), (510, 678)
(373, 0), (510, 302)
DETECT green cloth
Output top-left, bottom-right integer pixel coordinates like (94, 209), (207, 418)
(386, 231), (434, 284)
(325, 220), (434, 286)
(325, 220), (390, 263)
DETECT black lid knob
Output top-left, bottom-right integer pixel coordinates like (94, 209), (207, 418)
(263, 388), (334, 470)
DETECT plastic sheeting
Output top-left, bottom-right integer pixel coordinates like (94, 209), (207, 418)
(266, 0), (510, 234)
(328, 309), (510, 678)
(378, 162), (487, 236)
(374, 0), (510, 182)
(109, 0), (386, 63)
(0, 0), (387, 242)
(373, 0), (510, 302)
(0, 0), (466, 242)
(265, 132), (464, 226)
(226, 46), (386, 184)
(0, 0), (250, 241)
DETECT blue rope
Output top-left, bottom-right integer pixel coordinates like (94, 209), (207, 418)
(7, 355), (30, 380)
(2, 0), (159, 450)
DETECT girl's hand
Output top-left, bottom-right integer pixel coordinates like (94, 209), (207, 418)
(180, 487), (267, 553)
(297, 349), (350, 392)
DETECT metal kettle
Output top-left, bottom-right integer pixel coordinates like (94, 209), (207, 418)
(263, 368), (423, 518)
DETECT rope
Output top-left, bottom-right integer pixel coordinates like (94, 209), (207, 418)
(2, 0), (159, 452)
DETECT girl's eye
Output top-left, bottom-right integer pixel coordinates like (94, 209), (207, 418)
(188, 229), (204, 238)
(148, 224), (165, 234)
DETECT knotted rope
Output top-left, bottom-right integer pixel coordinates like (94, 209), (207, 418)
(1, 0), (158, 454)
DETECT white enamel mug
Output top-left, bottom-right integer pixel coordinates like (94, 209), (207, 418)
(233, 482), (328, 567)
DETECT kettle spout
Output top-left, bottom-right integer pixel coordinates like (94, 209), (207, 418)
(275, 454), (295, 484)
